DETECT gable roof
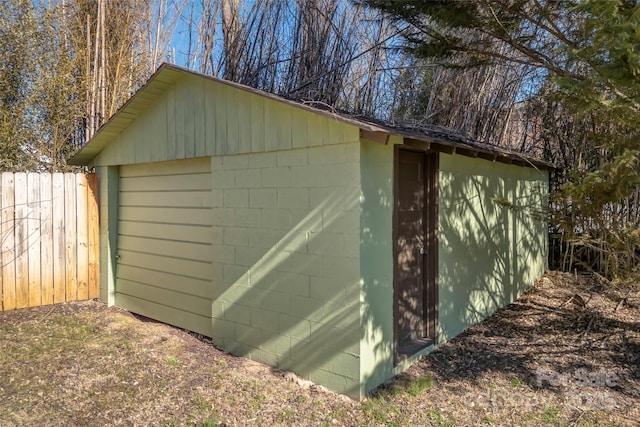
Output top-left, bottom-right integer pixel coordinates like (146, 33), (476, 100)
(69, 63), (552, 170)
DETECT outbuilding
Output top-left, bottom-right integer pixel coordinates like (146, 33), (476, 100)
(70, 63), (549, 399)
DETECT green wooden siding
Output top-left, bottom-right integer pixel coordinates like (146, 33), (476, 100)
(92, 74), (360, 167)
(115, 157), (214, 336)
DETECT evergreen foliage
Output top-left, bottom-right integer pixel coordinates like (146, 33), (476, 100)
(364, 0), (640, 283)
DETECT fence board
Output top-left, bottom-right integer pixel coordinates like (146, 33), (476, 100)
(0, 172), (99, 311)
(52, 173), (66, 304)
(14, 173), (29, 309)
(76, 175), (89, 300)
(40, 174), (53, 305)
(27, 174), (41, 307)
(1, 173), (16, 310)
(87, 174), (99, 299)
(64, 173), (78, 302)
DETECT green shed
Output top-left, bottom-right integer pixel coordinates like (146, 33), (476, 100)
(70, 63), (550, 399)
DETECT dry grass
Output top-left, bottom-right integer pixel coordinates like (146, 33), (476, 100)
(0, 272), (638, 426)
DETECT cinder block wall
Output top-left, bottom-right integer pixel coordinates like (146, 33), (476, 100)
(438, 154), (548, 342)
(209, 142), (363, 397)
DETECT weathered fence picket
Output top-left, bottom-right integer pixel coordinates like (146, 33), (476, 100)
(0, 172), (99, 311)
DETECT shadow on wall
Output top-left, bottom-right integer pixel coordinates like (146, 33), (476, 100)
(438, 163), (547, 343)
(360, 182), (395, 392)
(358, 140), (395, 394)
(210, 186), (363, 396)
(357, 148), (548, 395)
(207, 149), (548, 398)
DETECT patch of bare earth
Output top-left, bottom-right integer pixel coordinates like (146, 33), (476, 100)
(0, 272), (638, 426)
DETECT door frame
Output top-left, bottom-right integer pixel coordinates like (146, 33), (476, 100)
(392, 146), (439, 364)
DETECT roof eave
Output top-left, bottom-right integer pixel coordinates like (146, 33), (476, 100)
(68, 63), (184, 166)
(400, 135), (555, 170)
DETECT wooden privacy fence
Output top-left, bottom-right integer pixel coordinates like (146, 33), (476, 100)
(0, 172), (99, 311)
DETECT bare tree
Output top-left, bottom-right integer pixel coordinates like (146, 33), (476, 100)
(180, 0), (405, 117)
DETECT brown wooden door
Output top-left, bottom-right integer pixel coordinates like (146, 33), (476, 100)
(394, 149), (438, 361)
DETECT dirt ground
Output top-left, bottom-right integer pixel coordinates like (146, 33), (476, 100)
(0, 272), (638, 426)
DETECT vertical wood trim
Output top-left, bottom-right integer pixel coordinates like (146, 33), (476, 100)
(1, 173), (16, 310)
(421, 155), (428, 339)
(290, 107), (307, 149)
(317, 116), (331, 146)
(27, 174), (42, 307)
(105, 134), (120, 166)
(237, 90), (252, 153)
(265, 100), (292, 151)
(76, 175), (90, 300)
(425, 152), (439, 341)
(204, 82), (217, 156)
(52, 173), (66, 304)
(40, 173), (54, 306)
(392, 145), (400, 364)
(99, 166), (119, 306)
(175, 88), (187, 160)
(225, 85), (239, 154)
(121, 126), (136, 164)
(14, 173), (29, 308)
(87, 173), (100, 299)
(249, 94), (264, 152)
(327, 119), (344, 145)
(215, 83), (228, 155)
(166, 85), (177, 160)
(306, 111), (323, 147)
(64, 173), (78, 301)
(195, 78), (207, 157)
(183, 78), (196, 158)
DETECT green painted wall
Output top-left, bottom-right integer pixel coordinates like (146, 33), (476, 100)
(115, 158), (215, 337)
(208, 143), (363, 397)
(357, 145), (548, 397)
(359, 136), (398, 396)
(438, 154), (548, 342)
(90, 72), (366, 397)
(95, 165), (118, 306)
(92, 74), (360, 167)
